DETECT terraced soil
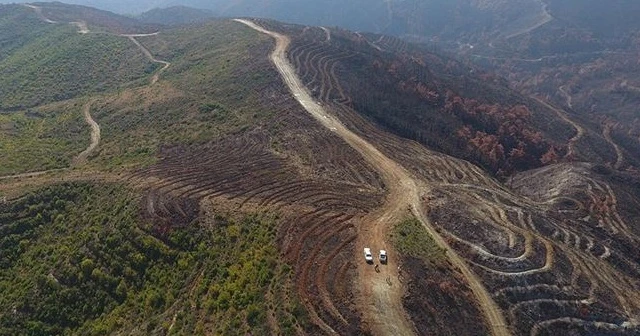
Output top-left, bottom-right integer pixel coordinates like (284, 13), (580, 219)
(6, 7), (640, 335)
(276, 21), (640, 335)
(235, 19), (510, 336)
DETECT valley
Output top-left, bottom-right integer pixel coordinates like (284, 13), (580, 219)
(0, 2), (639, 336)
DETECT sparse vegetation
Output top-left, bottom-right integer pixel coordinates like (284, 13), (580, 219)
(286, 27), (573, 176)
(0, 101), (88, 175)
(0, 23), (153, 110)
(0, 5), (54, 62)
(391, 217), (446, 266)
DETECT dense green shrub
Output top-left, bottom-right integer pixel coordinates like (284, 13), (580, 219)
(0, 183), (305, 335)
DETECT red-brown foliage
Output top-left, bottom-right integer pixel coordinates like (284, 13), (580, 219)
(446, 92), (564, 173)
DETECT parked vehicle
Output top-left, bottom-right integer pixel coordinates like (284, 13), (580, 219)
(379, 250), (387, 263)
(364, 247), (373, 262)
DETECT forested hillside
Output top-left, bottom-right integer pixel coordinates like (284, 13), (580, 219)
(0, 183), (302, 335)
(137, 6), (216, 25)
(462, 0), (640, 173)
(1, 3), (640, 336)
(280, 24), (580, 175)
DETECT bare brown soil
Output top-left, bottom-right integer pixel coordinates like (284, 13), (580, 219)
(7, 9), (640, 335)
(235, 19), (509, 336)
(269, 20), (640, 335)
(138, 140), (376, 333)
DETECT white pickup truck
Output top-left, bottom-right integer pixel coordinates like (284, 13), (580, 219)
(379, 250), (387, 263)
(363, 247), (373, 262)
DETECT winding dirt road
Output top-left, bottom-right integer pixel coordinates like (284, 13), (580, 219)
(24, 4), (169, 85)
(17, 4), (169, 171)
(558, 85), (573, 109)
(71, 21), (89, 34)
(73, 101), (100, 166)
(603, 123), (624, 170)
(531, 96), (584, 159)
(235, 18), (510, 336)
(504, 0), (552, 40)
(24, 4), (89, 34)
(125, 35), (171, 85)
(320, 27), (331, 42)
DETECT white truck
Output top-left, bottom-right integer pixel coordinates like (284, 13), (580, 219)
(364, 247), (373, 262)
(379, 250), (387, 263)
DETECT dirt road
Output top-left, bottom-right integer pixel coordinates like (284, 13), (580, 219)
(504, 0), (552, 40)
(23, 4), (57, 23)
(73, 101), (100, 166)
(235, 19), (510, 336)
(24, 4), (89, 34)
(320, 27), (331, 42)
(71, 21), (89, 34)
(558, 85), (573, 109)
(25, 4), (168, 84)
(18, 4), (168, 170)
(603, 123), (624, 169)
(126, 35), (171, 85)
(532, 96), (584, 159)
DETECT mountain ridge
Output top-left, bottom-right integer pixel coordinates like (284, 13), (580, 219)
(1, 2), (639, 335)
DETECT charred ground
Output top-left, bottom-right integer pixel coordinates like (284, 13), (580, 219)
(1, 3), (640, 336)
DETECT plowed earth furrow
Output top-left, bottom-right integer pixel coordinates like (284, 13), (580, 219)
(287, 21), (637, 332)
(14, 7), (640, 334)
(235, 19), (511, 336)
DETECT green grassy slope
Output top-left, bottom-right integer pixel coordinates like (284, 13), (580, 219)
(0, 183), (304, 335)
(0, 4), (284, 173)
(34, 1), (159, 34)
(0, 9), (309, 333)
(0, 100), (88, 175)
(87, 20), (280, 169)
(0, 4), (159, 175)
(0, 5), (54, 62)
(0, 23), (154, 110)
